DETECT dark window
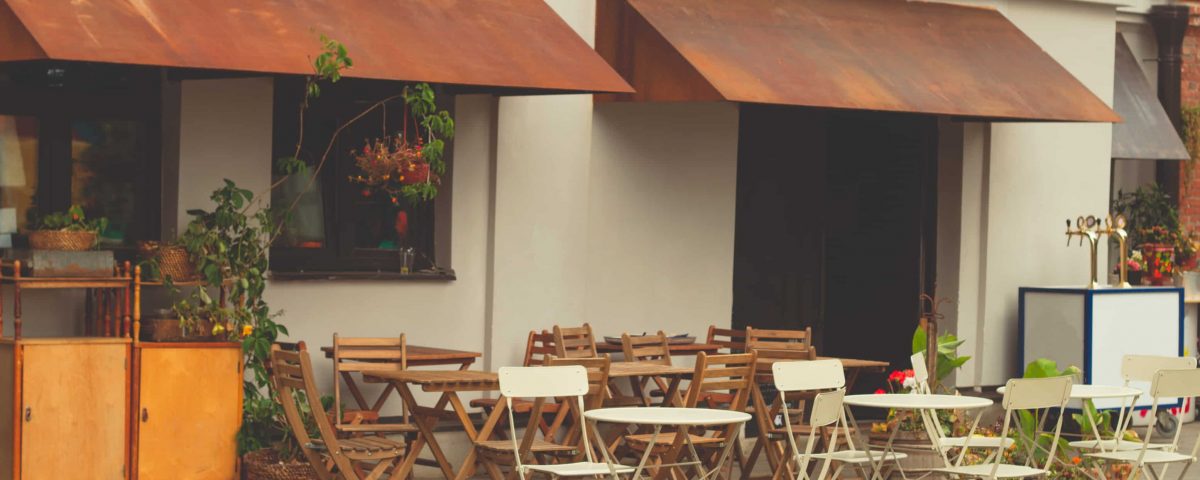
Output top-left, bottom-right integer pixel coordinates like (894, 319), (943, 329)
(0, 62), (161, 247)
(269, 78), (451, 276)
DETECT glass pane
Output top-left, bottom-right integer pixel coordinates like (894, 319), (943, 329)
(71, 120), (146, 245)
(0, 115), (37, 241)
(273, 169), (326, 248)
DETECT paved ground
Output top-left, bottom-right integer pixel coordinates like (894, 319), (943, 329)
(422, 421), (1200, 479)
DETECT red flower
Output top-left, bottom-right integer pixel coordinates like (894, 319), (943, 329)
(874, 389), (886, 395)
(888, 371), (905, 382)
(904, 369), (915, 378)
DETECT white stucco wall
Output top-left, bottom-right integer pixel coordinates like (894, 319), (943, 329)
(947, 0), (1119, 385)
(585, 102), (739, 341)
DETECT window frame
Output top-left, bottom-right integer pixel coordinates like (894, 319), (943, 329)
(0, 61), (163, 249)
(267, 77), (454, 277)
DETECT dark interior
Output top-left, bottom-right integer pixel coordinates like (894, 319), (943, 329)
(732, 104), (939, 391)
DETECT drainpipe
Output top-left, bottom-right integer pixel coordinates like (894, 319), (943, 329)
(1150, 4), (1189, 200)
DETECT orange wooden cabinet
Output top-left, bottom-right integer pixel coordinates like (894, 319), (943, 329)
(0, 337), (132, 480)
(131, 343), (242, 480)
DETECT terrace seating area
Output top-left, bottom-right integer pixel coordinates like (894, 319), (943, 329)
(268, 325), (1200, 479)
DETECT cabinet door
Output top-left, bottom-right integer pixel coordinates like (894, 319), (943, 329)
(22, 343), (128, 479)
(136, 347), (241, 480)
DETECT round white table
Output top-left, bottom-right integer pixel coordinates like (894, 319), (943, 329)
(997, 384), (1143, 452)
(842, 393), (995, 480)
(585, 407), (752, 480)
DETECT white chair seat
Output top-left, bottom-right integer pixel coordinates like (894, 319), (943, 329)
(810, 449), (908, 464)
(1086, 449), (1196, 464)
(939, 436), (1014, 450)
(1069, 438), (1173, 451)
(935, 463), (1048, 478)
(524, 462), (637, 477)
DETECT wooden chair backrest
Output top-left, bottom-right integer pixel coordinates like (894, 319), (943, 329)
(553, 323), (598, 359)
(270, 342), (341, 477)
(545, 355), (613, 447)
(685, 351), (757, 410)
(746, 326), (814, 359)
(706, 325), (746, 353)
(332, 333), (407, 424)
(524, 330), (557, 366)
(621, 331), (672, 365)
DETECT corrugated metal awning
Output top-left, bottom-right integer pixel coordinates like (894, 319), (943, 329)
(1112, 34), (1189, 160)
(0, 0), (633, 94)
(596, 0), (1119, 122)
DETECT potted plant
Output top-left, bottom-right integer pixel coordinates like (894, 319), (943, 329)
(26, 205), (108, 251)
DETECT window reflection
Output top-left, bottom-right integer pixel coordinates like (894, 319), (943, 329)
(71, 120), (145, 245)
(0, 116), (38, 242)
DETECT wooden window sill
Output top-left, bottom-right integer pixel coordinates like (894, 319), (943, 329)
(268, 270), (456, 282)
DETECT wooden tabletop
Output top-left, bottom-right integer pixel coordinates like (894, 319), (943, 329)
(596, 342), (722, 354)
(756, 356), (889, 371)
(608, 361), (694, 378)
(320, 344), (481, 367)
(369, 370), (499, 392)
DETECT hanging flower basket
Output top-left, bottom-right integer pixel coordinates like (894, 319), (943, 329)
(401, 162), (431, 185)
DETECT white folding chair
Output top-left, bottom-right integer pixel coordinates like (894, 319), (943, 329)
(910, 352), (1013, 461)
(1086, 368), (1200, 480)
(1071, 355), (1198, 453)
(498, 365), (635, 480)
(772, 359), (907, 480)
(934, 375), (1072, 479)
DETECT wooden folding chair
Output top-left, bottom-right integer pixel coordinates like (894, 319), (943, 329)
(706, 325), (746, 354)
(331, 333), (418, 436)
(553, 323), (599, 359)
(624, 352), (757, 479)
(620, 331), (675, 406)
(472, 331), (561, 435)
(746, 326), (815, 361)
(271, 342), (407, 480)
(476, 365), (634, 480)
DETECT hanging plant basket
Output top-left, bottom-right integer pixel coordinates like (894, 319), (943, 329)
(401, 162), (431, 185)
(27, 230), (96, 251)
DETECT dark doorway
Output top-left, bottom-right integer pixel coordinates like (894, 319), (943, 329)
(732, 105), (938, 385)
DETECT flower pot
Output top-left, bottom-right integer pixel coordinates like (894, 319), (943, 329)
(137, 241), (198, 281)
(27, 230), (96, 251)
(139, 315), (219, 342)
(1128, 270), (1145, 286)
(401, 162), (431, 184)
(242, 449), (318, 480)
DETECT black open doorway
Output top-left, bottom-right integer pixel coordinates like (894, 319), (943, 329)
(732, 105), (939, 385)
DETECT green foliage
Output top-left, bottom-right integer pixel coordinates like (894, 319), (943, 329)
(911, 326), (970, 389)
(1007, 359), (1080, 469)
(1022, 358), (1081, 379)
(398, 83), (454, 203)
(30, 204), (108, 233)
(1111, 185), (1181, 247)
(175, 180), (290, 455)
(274, 156), (308, 176)
(307, 34), (353, 99)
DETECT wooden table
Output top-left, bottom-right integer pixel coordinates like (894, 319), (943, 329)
(369, 370), (502, 480)
(608, 361), (695, 407)
(745, 356), (889, 478)
(596, 342), (723, 356)
(320, 344), (481, 368)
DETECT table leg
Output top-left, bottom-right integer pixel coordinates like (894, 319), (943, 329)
(452, 392), (509, 480)
(843, 405), (898, 480)
(589, 419), (627, 480)
(632, 425), (663, 480)
(394, 382), (456, 480)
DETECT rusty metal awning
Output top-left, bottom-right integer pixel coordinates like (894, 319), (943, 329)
(0, 0), (632, 94)
(596, 0), (1120, 122)
(1112, 34), (1189, 160)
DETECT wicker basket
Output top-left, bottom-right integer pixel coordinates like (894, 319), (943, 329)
(243, 450), (318, 480)
(27, 230), (96, 251)
(138, 241), (199, 281)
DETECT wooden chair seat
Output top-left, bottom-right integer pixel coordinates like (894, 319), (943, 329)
(469, 397), (562, 415)
(476, 439), (580, 455)
(337, 436), (407, 453)
(624, 432), (729, 452)
(336, 423), (419, 434)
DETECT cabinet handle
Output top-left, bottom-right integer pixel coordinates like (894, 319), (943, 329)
(141, 408), (149, 422)
(23, 407), (30, 422)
